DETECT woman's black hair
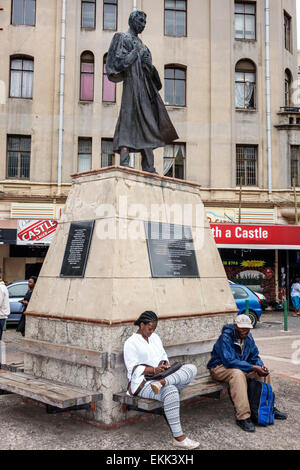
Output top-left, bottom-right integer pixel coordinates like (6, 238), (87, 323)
(134, 311), (158, 326)
(29, 276), (37, 283)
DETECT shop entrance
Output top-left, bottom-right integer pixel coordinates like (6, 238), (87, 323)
(25, 263), (43, 279)
(219, 248), (275, 303)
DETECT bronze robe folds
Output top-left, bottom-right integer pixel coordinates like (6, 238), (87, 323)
(106, 31), (178, 153)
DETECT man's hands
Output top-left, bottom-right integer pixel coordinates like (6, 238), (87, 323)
(252, 365), (270, 377)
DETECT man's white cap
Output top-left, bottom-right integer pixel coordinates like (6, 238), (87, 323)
(234, 314), (253, 329)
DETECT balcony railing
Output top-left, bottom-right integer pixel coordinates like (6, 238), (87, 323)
(280, 106), (300, 113)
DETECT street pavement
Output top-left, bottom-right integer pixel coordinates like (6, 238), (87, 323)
(0, 311), (299, 451)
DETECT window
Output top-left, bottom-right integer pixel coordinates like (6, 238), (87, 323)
(235, 60), (256, 109)
(101, 139), (115, 167)
(285, 69), (293, 107)
(103, 54), (116, 102)
(231, 286), (249, 300)
(11, 0), (36, 26)
(164, 66), (186, 106)
(8, 282), (28, 298)
(234, 2), (256, 40)
(7, 135), (31, 179)
(163, 143), (185, 179)
(236, 145), (257, 186)
(10, 56), (34, 98)
(103, 0), (117, 30)
(80, 51), (94, 101)
(164, 0), (187, 37)
(284, 11), (292, 52)
(291, 146), (300, 186)
(78, 138), (92, 172)
(81, 0), (96, 29)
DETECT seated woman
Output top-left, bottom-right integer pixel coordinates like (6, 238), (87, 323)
(124, 311), (200, 450)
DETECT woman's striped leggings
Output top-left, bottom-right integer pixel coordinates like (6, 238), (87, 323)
(138, 364), (197, 437)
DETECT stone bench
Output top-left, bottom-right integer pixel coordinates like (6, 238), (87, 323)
(0, 370), (102, 413)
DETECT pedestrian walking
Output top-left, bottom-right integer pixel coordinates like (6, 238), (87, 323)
(16, 276), (37, 337)
(290, 278), (300, 317)
(0, 277), (9, 342)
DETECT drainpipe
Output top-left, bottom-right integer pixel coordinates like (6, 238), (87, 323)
(129, 0), (137, 168)
(265, 0), (272, 194)
(57, 0), (66, 194)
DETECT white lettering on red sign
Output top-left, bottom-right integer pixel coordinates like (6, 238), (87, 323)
(18, 220), (58, 242)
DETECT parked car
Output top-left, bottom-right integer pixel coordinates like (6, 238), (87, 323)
(6, 280), (28, 325)
(255, 292), (268, 311)
(229, 283), (262, 328)
(228, 280), (268, 311)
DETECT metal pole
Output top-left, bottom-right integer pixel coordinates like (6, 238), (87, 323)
(238, 178), (242, 224)
(286, 250), (290, 311)
(245, 300), (249, 316)
(57, 0), (66, 193)
(275, 249), (279, 302)
(284, 300), (288, 332)
(265, 0), (272, 194)
(130, 0), (137, 167)
(293, 178), (299, 225)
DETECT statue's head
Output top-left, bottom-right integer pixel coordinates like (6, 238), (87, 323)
(128, 10), (147, 34)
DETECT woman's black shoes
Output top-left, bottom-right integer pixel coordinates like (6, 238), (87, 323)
(236, 418), (256, 432)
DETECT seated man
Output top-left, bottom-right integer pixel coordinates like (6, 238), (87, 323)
(207, 314), (287, 432)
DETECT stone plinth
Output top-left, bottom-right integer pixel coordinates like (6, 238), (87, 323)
(25, 167), (236, 425)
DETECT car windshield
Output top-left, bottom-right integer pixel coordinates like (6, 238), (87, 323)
(231, 286), (249, 299)
(8, 283), (28, 298)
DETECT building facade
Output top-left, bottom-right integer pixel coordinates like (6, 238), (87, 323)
(0, 0), (299, 302)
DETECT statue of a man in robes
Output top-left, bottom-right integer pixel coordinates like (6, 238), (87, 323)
(106, 10), (178, 174)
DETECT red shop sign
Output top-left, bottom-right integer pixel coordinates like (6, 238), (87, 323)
(17, 220), (58, 243)
(210, 224), (300, 249)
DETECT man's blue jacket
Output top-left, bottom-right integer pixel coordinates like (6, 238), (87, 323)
(207, 324), (264, 372)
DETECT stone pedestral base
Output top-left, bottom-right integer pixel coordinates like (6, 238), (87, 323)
(24, 167), (236, 425)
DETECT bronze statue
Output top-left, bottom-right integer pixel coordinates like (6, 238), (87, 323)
(106, 10), (178, 174)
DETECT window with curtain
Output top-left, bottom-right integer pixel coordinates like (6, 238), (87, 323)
(81, 0), (96, 29)
(234, 2), (256, 40)
(101, 139), (115, 167)
(291, 146), (300, 186)
(236, 145), (257, 186)
(103, 0), (117, 30)
(80, 51), (94, 101)
(164, 66), (186, 106)
(284, 11), (292, 52)
(163, 143), (185, 179)
(11, 0), (36, 26)
(103, 54), (116, 102)
(10, 56), (34, 98)
(285, 70), (292, 107)
(7, 135), (31, 179)
(78, 138), (92, 172)
(235, 60), (256, 109)
(164, 0), (187, 37)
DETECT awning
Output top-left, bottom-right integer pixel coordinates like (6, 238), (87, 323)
(210, 223), (300, 250)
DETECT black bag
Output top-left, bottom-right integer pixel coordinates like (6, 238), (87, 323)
(144, 362), (182, 381)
